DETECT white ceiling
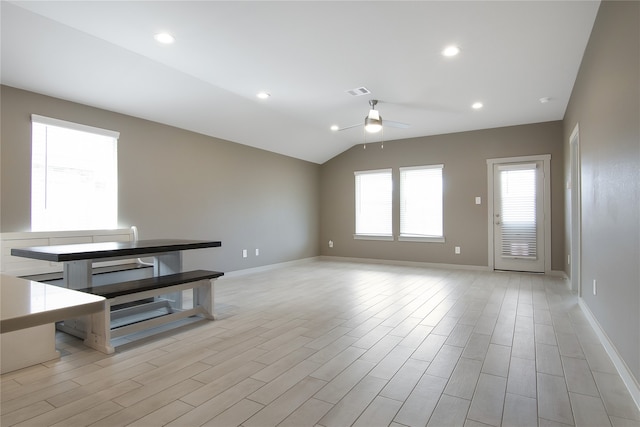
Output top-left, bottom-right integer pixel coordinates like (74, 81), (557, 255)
(1, 1), (600, 164)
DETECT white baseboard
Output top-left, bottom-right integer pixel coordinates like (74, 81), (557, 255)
(319, 255), (493, 272)
(227, 255), (566, 277)
(579, 298), (640, 411)
(222, 257), (319, 278)
(548, 270), (569, 279)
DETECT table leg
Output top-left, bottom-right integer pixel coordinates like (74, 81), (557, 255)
(154, 251), (183, 308)
(63, 260), (92, 289)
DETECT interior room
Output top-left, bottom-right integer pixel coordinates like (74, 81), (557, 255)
(1, 1), (638, 426)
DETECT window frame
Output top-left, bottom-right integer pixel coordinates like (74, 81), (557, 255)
(31, 114), (120, 232)
(398, 164), (445, 243)
(353, 168), (394, 241)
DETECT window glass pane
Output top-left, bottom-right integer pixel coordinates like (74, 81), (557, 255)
(31, 119), (118, 231)
(500, 167), (537, 258)
(400, 166), (443, 237)
(355, 170), (392, 235)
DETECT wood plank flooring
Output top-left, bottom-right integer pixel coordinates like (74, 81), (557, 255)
(2, 260), (639, 426)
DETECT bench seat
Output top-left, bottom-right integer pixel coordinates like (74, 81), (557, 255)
(76, 270), (224, 299)
(61, 269), (224, 354)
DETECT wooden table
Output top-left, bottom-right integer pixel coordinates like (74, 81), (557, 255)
(0, 274), (106, 373)
(11, 239), (222, 289)
(9, 239), (223, 354)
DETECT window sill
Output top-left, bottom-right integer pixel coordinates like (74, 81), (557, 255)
(398, 235), (445, 243)
(353, 234), (394, 241)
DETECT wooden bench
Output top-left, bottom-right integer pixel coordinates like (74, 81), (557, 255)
(61, 270), (224, 354)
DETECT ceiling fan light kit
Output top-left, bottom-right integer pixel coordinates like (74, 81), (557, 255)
(364, 109), (382, 133)
(335, 99), (410, 133)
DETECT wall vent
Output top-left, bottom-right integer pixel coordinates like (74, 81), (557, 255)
(345, 87), (371, 97)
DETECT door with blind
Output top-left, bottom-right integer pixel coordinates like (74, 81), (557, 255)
(493, 161), (545, 272)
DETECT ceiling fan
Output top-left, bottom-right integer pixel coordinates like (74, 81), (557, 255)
(334, 99), (410, 133)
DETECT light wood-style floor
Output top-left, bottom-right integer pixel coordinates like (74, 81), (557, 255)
(2, 260), (639, 427)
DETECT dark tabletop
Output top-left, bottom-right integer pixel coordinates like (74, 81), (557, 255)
(11, 239), (222, 262)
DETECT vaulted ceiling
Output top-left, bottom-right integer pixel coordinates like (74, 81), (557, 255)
(1, 1), (600, 164)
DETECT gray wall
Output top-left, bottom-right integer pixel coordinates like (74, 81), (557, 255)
(319, 122), (565, 270)
(563, 0), (639, 384)
(0, 85), (320, 272)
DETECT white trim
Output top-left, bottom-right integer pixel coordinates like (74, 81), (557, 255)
(223, 257), (318, 278)
(569, 123), (582, 295)
(548, 270), (569, 280)
(486, 154), (551, 273)
(354, 168), (392, 176)
(487, 154), (551, 164)
(31, 114), (120, 139)
(399, 164), (444, 172)
(579, 298), (640, 411)
(497, 162), (538, 171)
(0, 228), (132, 240)
(398, 235), (445, 243)
(353, 234), (394, 241)
(319, 255), (492, 272)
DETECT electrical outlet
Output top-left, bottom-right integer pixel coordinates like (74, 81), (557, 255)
(593, 279), (597, 295)
(255, 248), (259, 256)
(242, 249), (247, 258)
(455, 246), (461, 254)
(329, 240), (334, 248)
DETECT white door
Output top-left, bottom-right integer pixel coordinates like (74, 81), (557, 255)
(493, 161), (545, 272)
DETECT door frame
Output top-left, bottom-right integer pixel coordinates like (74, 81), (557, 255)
(487, 154), (551, 273)
(569, 124), (582, 294)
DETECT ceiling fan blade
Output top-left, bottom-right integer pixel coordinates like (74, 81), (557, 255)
(336, 123), (362, 131)
(383, 120), (410, 129)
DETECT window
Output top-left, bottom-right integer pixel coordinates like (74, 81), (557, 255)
(498, 163), (537, 258)
(31, 115), (119, 231)
(354, 169), (392, 239)
(399, 164), (444, 242)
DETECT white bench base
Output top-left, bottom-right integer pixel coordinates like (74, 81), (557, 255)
(60, 278), (215, 354)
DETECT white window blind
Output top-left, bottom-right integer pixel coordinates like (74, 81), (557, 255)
(354, 169), (392, 237)
(499, 163), (537, 258)
(400, 165), (443, 241)
(31, 115), (119, 232)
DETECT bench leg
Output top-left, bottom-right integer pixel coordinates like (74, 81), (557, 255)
(155, 252), (183, 310)
(195, 279), (215, 320)
(84, 305), (115, 354)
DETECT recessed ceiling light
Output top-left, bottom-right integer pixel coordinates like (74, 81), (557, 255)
(256, 92), (271, 99)
(442, 45), (461, 57)
(154, 32), (175, 44)
(539, 97), (552, 104)
(472, 102), (483, 109)
(330, 125), (339, 131)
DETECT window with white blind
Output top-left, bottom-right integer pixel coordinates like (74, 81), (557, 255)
(354, 169), (393, 240)
(498, 164), (537, 258)
(31, 115), (119, 231)
(399, 165), (444, 242)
